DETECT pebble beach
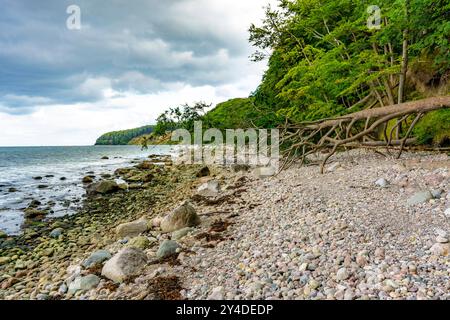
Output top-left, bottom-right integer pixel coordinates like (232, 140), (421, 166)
(0, 149), (449, 300)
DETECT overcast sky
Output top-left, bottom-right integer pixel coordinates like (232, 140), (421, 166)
(0, 0), (275, 146)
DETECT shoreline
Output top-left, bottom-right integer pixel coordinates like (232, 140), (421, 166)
(0, 149), (449, 300)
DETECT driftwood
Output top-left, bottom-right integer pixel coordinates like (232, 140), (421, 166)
(280, 96), (450, 173)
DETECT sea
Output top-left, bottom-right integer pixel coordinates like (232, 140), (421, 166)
(0, 145), (174, 235)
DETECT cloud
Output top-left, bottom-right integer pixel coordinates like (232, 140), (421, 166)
(0, 0), (277, 145)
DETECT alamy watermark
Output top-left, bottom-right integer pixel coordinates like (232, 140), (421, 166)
(367, 5), (382, 30)
(171, 121), (280, 172)
(66, 5), (81, 30)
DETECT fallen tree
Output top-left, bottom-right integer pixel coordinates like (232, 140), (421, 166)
(279, 96), (450, 173)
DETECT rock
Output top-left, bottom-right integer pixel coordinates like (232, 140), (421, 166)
(0, 256), (11, 265)
(37, 185), (48, 189)
(101, 156), (109, 160)
(152, 216), (162, 228)
(49, 228), (63, 238)
(7, 187), (17, 193)
(407, 191), (433, 206)
(156, 240), (180, 259)
(87, 180), (119, 195)
(445, 208), (450, 218)
(58, 283), (68, 294)
(208, 286), (225, 300)
(68, 274), (100, 294)
(431, 189), (443, 199)
(172, 227), (193, 240)
(28, 200), (41, 207)
(135, 161), (155, 170)
(116, 217), (148, 238)
(252, 166), (277, 178)
(160, 202), (200, 233)
(82, 176), (94, 184)
(0, 231), (7, 239)
(231, 164), (251, 172)
(435, 228), (448, 238)
(436, 236), (448, 244)
(60, 177), (67, 181)
(118, 183), (129, 191)
(23, 208), (46, 219)
(196, 166), (210, 177)
(374, 247), (385, 259)
(101, 247), (147, 283)
(45, 175), (54, 178)
(326, 162), (341, 172)
(82, 250), (112, 268)
(196, 180), (220, 197)
(33, 176), (43, 180)
(336, 267), (349, 281)
(375, 178), (389, 188)
(127, 236), (151, 249)
(429, 242), (450, 256)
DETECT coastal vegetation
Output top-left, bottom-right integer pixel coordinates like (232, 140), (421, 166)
(95, 125), (155, 145)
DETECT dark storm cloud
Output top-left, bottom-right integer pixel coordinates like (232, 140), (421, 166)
(0, 0), (265, 113)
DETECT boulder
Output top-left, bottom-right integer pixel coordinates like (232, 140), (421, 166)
(160, 202), (200, 233)
(0, 231), (7, 239)
(196, 180), (220, 197)
(116, 217), (148, 238)
(156, 240), (180, 259)
(101, 247), (147, 283)
(23, 208), (46, 219)
(68, 274), (100, 294)
(407, 191), (433, 206)
(101, 156), (109, 160)
(88, 180), (119, 195)
(82, 250), (112, 268)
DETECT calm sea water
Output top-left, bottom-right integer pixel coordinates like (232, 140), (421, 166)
(0, 145), (173, 235)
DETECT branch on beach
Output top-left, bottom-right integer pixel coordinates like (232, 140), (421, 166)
(279, 96), (450, 173)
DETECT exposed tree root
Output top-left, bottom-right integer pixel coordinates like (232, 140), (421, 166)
(280, 96), (450, 173)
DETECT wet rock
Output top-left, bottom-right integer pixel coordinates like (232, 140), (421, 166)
(156, 240), (180, 259)
(101, 247), (147, 283)
(68, 274), (100, 294)
(28, 200), (41, 208)
(60, 177), (67, 181)
(160, 202), (200, 233)
(7, 187), (17, 193)
(87, 180), (119, 195)
(196, 166), (210, 177)
(33, 176), (43, 180)
(101, 156), (109, 160)
(82, 176), (94, 184)
(407, 191), (433, 206)
(37, 185), (49, 189)
(0, 231), (7, 239)
(116, 217), (148, 238)
(82, 250), (112, 268)
(23, 208), (47, 219)
(49, 228), (63, 238)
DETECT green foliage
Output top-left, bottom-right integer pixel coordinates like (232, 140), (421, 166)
(413, 109), (450, 146)
(95, 125), (155, 145)
(202, 98), (280, 129)
(153, 102), (210, 135)
(249, 0), (450, 125)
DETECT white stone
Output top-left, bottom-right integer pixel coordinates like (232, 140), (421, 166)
(101, 247), (147, 283)
(375, 178), (389, 188)
(196, 180), (220, 197)
(208, 286), (225, 300)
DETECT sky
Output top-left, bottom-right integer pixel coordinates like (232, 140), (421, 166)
(0, 0), (276, 146)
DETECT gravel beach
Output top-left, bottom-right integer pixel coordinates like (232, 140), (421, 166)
(1, 150), (449, 300)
